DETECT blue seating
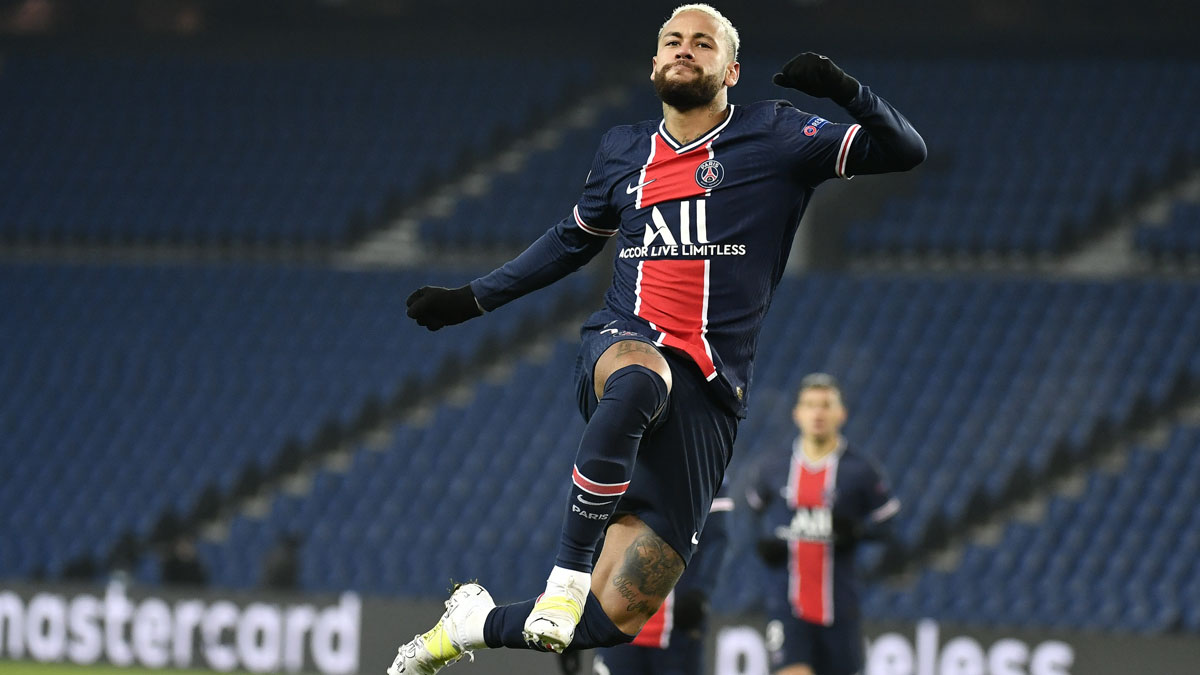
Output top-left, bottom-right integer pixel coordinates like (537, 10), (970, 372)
(1136, 201), (1200, 259)
(0, 262), (591, 579)
(868, 427), (1200, 632)
(0, 55), (590, 246)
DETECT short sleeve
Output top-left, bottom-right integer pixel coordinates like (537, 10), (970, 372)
(774, 102), (864, 184)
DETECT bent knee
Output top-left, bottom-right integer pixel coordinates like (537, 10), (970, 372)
(594, 340), (672, 400)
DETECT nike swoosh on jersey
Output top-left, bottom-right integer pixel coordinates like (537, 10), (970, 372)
(577, 494), (614, 507)
(691, 532), (700, 545)
(625, 179), (657, 194)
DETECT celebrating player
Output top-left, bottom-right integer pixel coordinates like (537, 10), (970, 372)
(745, 374), (900, 675)
(392, 4), (924, 673)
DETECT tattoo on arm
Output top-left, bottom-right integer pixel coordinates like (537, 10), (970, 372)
(610, 532), (684, 616)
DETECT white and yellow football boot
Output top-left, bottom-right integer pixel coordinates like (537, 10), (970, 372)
(387, 583), (494, 675)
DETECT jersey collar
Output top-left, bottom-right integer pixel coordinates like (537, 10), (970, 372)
(657, 104), (735, 154)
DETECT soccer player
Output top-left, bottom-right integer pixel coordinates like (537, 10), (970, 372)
(745, 374), (900, 675)
(588, 488), (733, 675)
(391, 4), (925, 673)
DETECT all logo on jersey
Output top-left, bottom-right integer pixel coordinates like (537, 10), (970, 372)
(775, 506), (833, 542)
(617, 200), (747, 259)
(695, 159), (724, 189)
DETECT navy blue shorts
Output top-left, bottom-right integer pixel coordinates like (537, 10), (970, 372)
(574, 319), (737, 566)
(766, 610), (863, 675)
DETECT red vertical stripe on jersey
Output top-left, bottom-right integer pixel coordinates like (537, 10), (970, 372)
(630, 590), (674, 649)
(638, 135), (709, 207)
(789, 461), (833, 625)
(634, 259), (716, 379)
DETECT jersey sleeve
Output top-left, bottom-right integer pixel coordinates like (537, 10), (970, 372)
(773, 101), (864, 184)
(862, 457), (900, 524)
(743, 454), (773, 513)
(572, 137), (620, 237)
(468, 135), (619, 310)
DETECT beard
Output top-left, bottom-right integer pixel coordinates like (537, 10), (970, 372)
(652, 61), (723, 111)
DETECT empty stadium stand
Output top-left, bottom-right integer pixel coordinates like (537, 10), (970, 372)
(0, 262), (594, 580)
(0, 55), (590, 246)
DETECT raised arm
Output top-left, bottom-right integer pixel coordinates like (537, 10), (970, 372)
(774, 52), (927, 177)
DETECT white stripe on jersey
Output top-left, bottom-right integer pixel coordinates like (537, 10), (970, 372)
(573, 204), (617, 237)
(700, 259), (717, 382)
(635, 136), (658, 210)
(869, 497), (901, 523)
(836, 124), (862, 179)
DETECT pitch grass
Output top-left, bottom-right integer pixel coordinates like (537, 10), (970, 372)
(2, 663), (254, 675)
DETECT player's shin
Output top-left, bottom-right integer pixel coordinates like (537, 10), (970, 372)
(556, 364), (668, 572)
(530, 364), (667, 651)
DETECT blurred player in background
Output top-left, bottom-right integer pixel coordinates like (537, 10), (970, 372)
(392, 3), (924, 673)
(587, 487), (733, 675)
(745, 374), (900, 675)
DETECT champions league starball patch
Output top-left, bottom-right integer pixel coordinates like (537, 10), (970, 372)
(695, 159), (724, 189)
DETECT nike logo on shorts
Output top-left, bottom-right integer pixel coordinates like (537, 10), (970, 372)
(692, 532), (700, 545)
(625, 179), (656, 194)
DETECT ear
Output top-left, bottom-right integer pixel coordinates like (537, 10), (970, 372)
(650, 55), (659, 82)
(725, 61), (740, 88)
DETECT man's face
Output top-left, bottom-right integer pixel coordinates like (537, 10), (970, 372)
(793, 387), (846, 440)
(651, 10), (739, 111)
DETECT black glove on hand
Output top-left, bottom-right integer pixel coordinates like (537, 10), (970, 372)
(756, 537), (789, 568)
(673, 588), (710, 634)
(405, 285), (483, 331)
(772, 52), (860, 106)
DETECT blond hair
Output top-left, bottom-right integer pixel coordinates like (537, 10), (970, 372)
(658, 4), (740, 61)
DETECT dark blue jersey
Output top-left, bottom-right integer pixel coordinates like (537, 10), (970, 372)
(471, 88), (924, 415)
(746, 437), (899, 624)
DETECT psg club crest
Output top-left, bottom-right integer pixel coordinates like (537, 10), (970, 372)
(695, 159), (724, 189)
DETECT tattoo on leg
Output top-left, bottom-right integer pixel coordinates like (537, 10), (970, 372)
(610, 532), (684, 616)
(614, 340), (659, 358)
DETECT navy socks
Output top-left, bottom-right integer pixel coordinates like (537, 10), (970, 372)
(483, 592), (635, 651)
(555, 364), (668, 572)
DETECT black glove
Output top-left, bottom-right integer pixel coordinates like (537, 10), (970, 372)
(673, 588), (709, 634)
(755, 537), (789, 568)
(772, 52), (861, 106)
(405, 285), (483, 331)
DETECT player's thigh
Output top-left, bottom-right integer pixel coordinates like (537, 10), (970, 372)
(591, 514), (684, 634)
(593, 338), (672, 400)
